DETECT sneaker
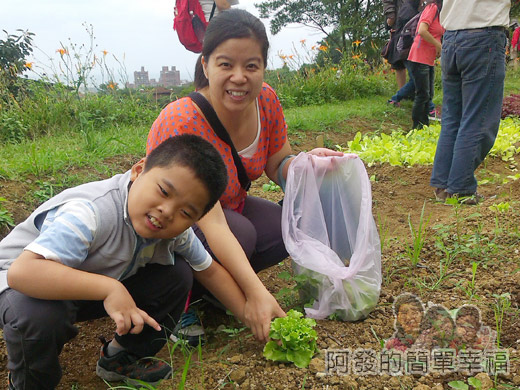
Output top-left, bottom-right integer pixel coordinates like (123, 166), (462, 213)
(387, 99), (401, 107)
(428, 108), (441, 121)
(96, 338), (172, 387)
(170, 307), (205, 347)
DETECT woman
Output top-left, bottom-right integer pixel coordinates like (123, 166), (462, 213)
(147, 9), (342, 343)
(413, 304), (456, 350)
(385, 293), (424, 351)
(407, 0), (444, 129)
(199, 0), (238, 22)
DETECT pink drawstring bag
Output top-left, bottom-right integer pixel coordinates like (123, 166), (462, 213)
(281, 153), (381, 321)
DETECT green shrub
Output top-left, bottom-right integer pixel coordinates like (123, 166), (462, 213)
(0, 111), (28, 143)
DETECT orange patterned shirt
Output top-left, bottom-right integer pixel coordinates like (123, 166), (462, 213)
(146, 83), (287, 211)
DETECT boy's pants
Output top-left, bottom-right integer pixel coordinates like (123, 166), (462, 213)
(0, 261), (192, 390)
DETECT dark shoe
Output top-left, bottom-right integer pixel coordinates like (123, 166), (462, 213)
(434, 188), (449, 202)
(449, 192), (484, 205)
(387, 99), (401, 107)
(96, 338), (172, 387)
(170, 307), (205, 347)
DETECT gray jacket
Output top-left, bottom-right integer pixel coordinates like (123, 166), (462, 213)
(0, 171), (211, 293)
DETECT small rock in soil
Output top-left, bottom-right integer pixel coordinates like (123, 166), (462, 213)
(474, 372), (493, 390)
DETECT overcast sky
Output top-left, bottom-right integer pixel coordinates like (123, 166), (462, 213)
(2, 0), (326, 85)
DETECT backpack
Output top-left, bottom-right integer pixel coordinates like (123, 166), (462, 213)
(173, 0), (208, 53)
(396, 11), (422, 60)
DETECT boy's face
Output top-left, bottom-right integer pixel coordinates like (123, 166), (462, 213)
(456, 315), (479, 344)
(397, 303), (422, 336)
(127, 159), (210, 239)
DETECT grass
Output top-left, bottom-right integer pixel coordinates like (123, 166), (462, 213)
(284, 97), (411, 135)
(0, 93), (414, 183)
(0, 125), (146, 180)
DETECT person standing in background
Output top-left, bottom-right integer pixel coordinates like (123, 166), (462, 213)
(199, 0), (238, 22)
(406, 0), (444, 129)
(383, 0), (407, 89)
(430, 0), (509, 205)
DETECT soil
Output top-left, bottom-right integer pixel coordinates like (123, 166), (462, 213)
(1, 124), (520, 390)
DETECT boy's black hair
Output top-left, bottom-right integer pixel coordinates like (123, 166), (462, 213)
(144, 134), (227, 216)
(194, 9), (269, 89)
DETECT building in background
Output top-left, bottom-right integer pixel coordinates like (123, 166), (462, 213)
(133, 66), (150, 88)
(129, 66), (181, 89)
(159, 66), (181, 87)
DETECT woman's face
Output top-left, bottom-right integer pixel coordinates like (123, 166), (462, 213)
(202, 37), (265, 113)
(397, 303), (422, 336)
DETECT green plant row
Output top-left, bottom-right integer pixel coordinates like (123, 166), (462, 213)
(0, 82), (162, 144)
(342, 117), (520, 166)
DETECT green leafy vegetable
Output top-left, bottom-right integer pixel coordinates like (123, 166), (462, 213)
(342, 117), (520, 167)
(263, 309), (318, 368)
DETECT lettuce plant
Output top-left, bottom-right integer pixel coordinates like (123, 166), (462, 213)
(263, 309), (318, 368)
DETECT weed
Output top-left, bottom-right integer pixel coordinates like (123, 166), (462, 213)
(489, 201), (512, 237)
(416, 239), (457, 291)
(33, 180), (59, 204)
(0, 197), (15, 231)
(458, 262), (479, 301)
(217, 324), (250, 351)
(383, 255), (409, 287)
(492, 292), (512, 349)
(377, 213), (390, 252)
(369, 325), (385, 349)
(448, 376), (482, 390)
(405, 202), (430, 267)
(301, 373), (308, 389)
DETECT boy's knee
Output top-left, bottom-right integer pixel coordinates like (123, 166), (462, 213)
(4, 292), (76, 340)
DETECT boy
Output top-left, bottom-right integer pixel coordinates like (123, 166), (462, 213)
(0, 134), (250, 389)
(454, 305), (496, 351)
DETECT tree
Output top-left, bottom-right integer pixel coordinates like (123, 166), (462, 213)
(256, 0), (387, 64)
(0, 29), (34, 105)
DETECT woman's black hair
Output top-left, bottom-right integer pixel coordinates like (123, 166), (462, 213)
(194, 8), (269, 89)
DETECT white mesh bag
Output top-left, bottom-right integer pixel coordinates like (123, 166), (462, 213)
(281, 153), (381, 321)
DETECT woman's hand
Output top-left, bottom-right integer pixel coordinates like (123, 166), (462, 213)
(307, 148), (344, 157)
(435, 42), (442, 57)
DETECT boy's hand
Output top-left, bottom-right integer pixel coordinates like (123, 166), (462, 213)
(103, 282), (161, 336)
(243, 290), (286, 342)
